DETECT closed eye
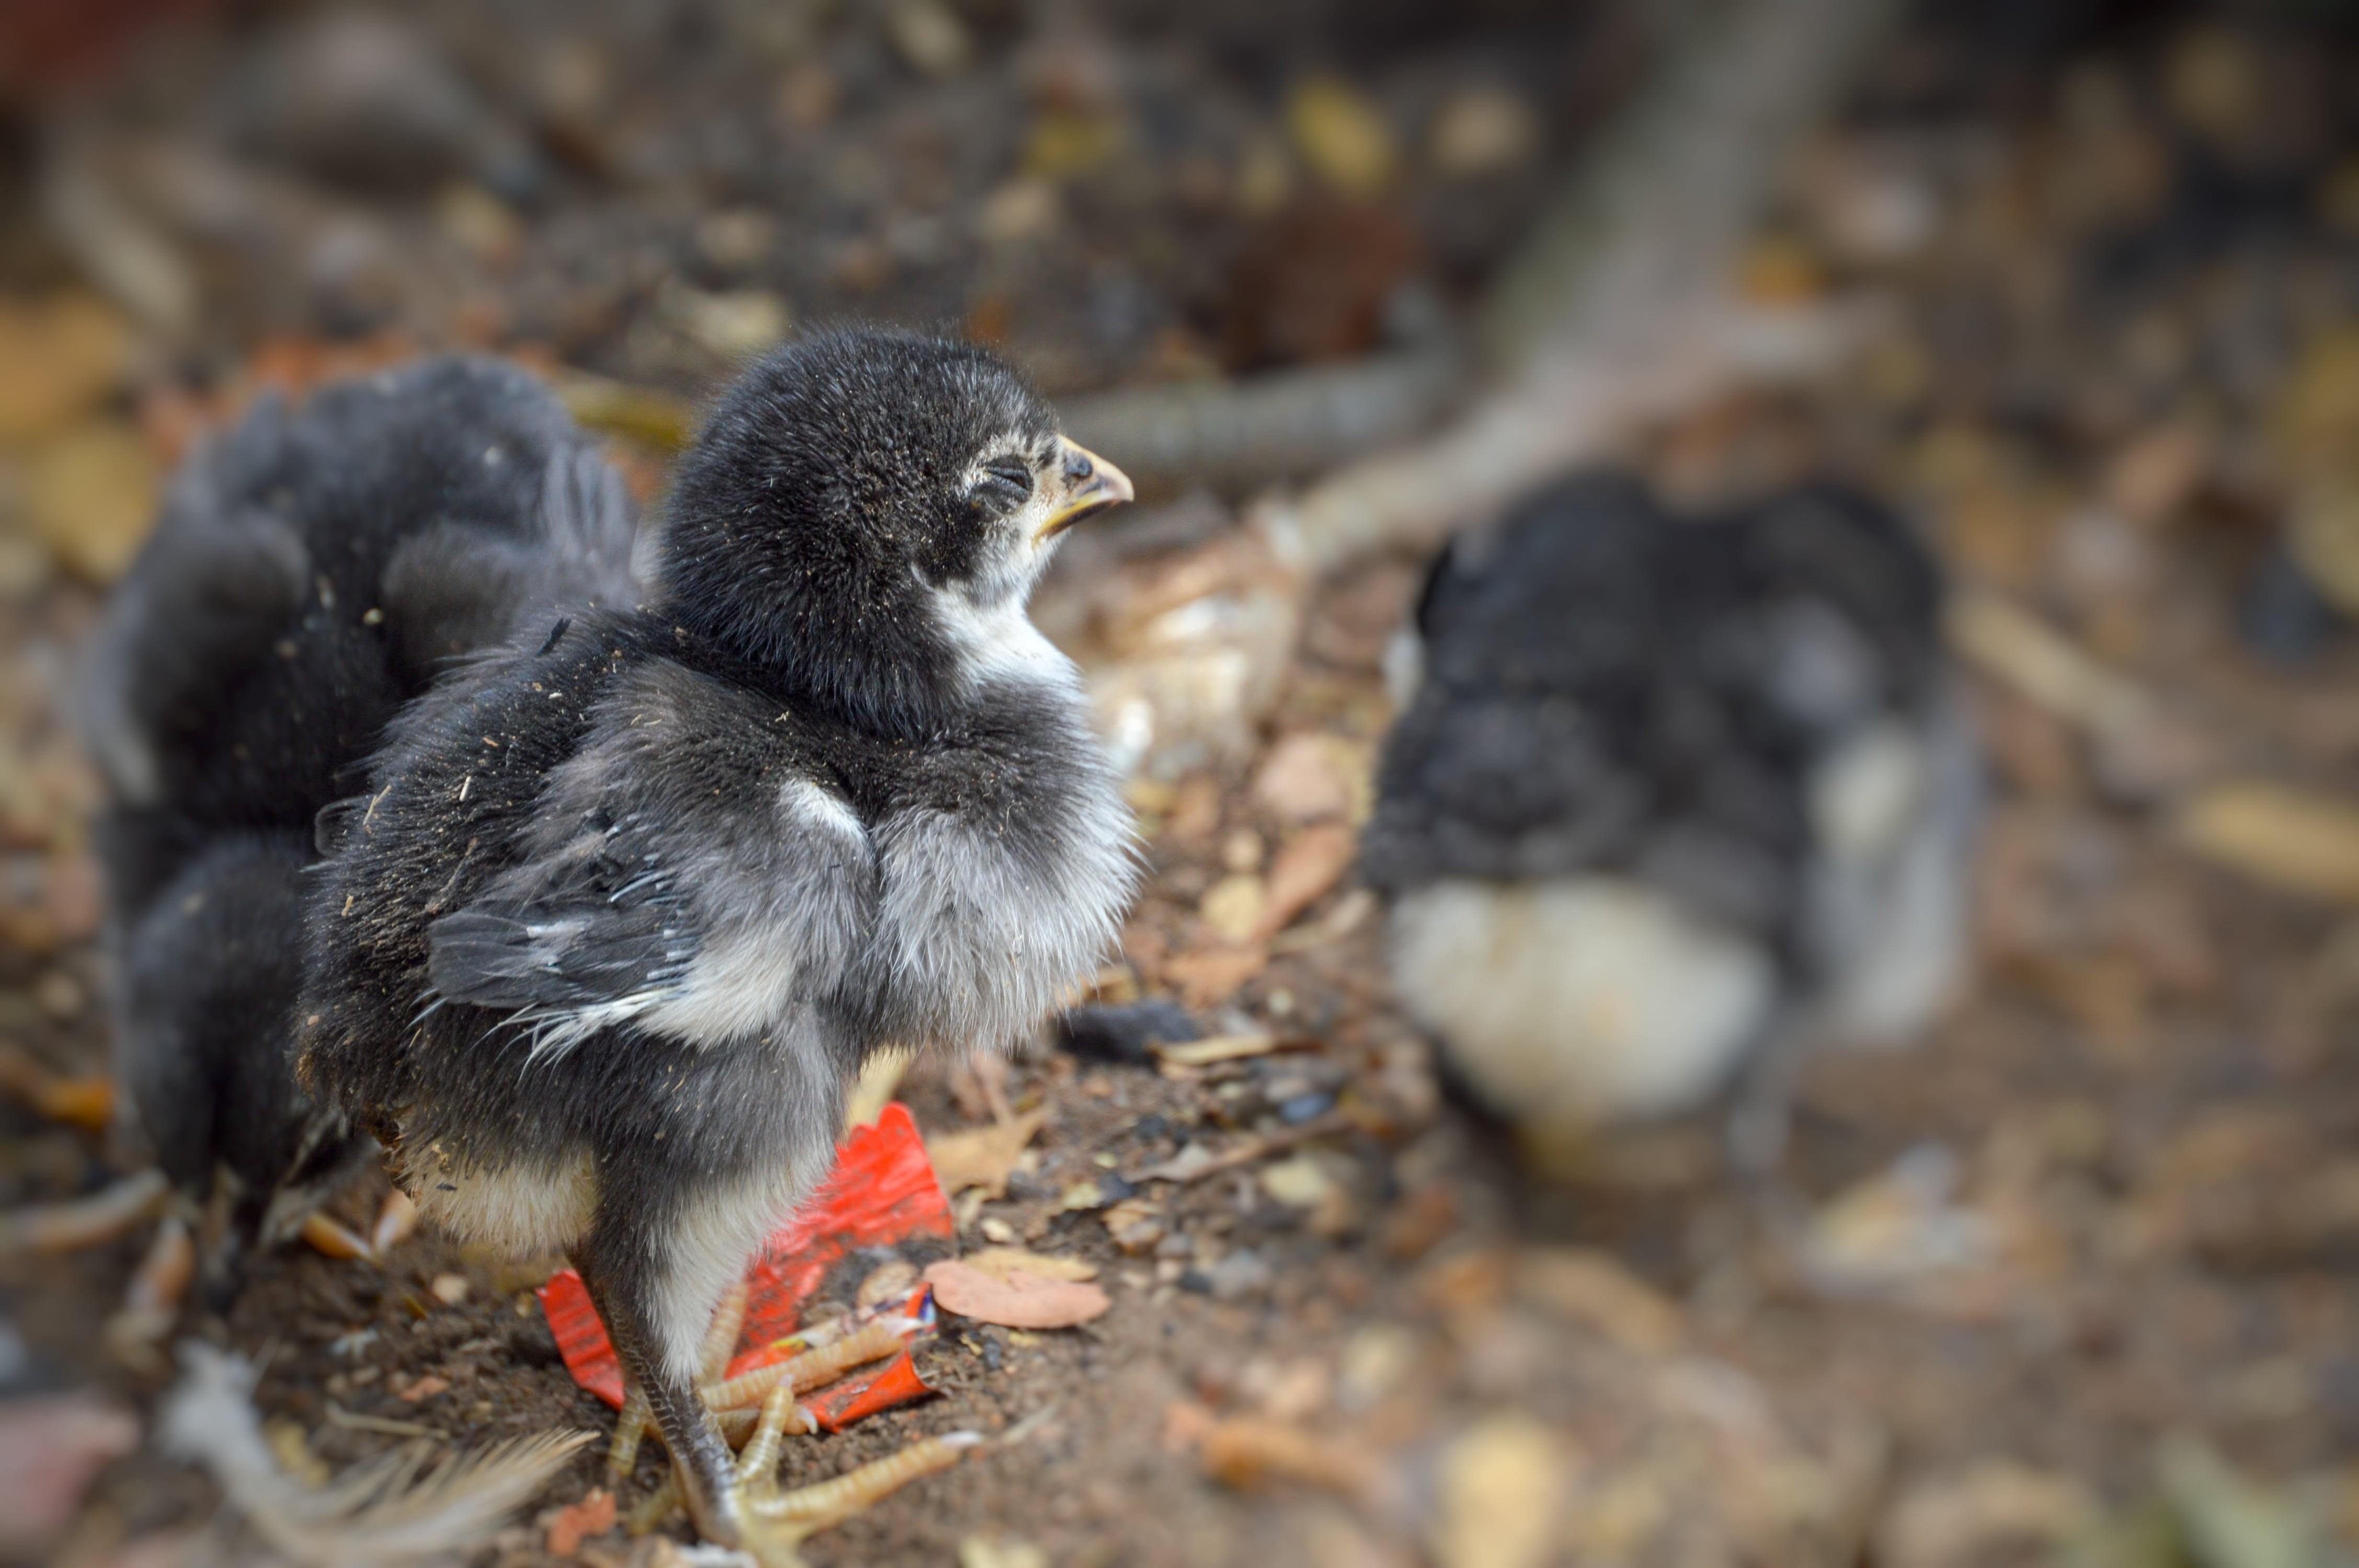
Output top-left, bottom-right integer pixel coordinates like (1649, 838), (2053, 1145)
(974, 457), (1032, 511)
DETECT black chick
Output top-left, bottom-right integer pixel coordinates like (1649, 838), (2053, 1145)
(84, 356), (641, 1304)
(1360, 472), (1979, 1170)
(299, 329), (1138, 1553)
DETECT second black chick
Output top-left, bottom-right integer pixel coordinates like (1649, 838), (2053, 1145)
(83, 357), (641, 1304)
(299, 329), (1138, 1555)
(1361, 472), (1980, 1170)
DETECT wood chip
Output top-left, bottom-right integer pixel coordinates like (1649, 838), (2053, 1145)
(923, 1260), (1112, 1329)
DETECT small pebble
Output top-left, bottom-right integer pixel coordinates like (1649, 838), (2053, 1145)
(1278, 1092), (1335, 1125)
(429, 1273), (470, 1306)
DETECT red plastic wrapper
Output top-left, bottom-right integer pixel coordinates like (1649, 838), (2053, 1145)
(540, 1103), (955, 1418)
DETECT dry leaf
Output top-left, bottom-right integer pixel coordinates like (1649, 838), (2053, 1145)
(1253, 824), (1357, 941)
(923, 1259), (1111, 1329)
(2174, 781), (2359, 904)
(927, 1109), (1047, 1199)
(1165, 946), (1267, 1009)
(962, 1247), (1098, 1283)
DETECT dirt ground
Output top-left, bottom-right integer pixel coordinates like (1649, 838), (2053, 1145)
(7, 2), (2359, 1565)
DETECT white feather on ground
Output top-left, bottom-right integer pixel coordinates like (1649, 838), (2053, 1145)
(161, 1343), (591, 1566)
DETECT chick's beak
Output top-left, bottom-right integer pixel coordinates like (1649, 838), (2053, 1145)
(1035, 436), (1135, 541)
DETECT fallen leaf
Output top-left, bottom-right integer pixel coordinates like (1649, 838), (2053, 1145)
(1252, 824), (1357, 941)
(546, 1489), (617, 1557)
(962, 1247), (1098, 1284)
(1164, 946), (1267, 1010)
(926, 1109), (1047, 1200)
(923, 1259), (1110, 1329)
(2174, 781), (2359, 904)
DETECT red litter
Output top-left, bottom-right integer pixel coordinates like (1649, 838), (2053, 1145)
(540, 1102), (955, 1428)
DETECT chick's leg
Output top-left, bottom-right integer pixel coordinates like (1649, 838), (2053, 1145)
(570, 1238), (747, 1550)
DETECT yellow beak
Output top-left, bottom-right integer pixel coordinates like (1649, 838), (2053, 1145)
(1034, 436), (1135, 542)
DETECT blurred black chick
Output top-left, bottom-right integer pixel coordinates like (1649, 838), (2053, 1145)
(1360, 472), (1979, 1171)
(83, 357), (641, 1307)
(299, 329), (1137, 1555)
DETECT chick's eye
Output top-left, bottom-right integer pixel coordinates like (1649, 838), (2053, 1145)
(972, 457), (1032, 512)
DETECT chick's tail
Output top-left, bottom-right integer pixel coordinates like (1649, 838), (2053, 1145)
(162, 1343), (591, 1566)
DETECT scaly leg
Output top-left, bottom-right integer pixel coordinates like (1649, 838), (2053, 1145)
(570, 1244), (747, 1551)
